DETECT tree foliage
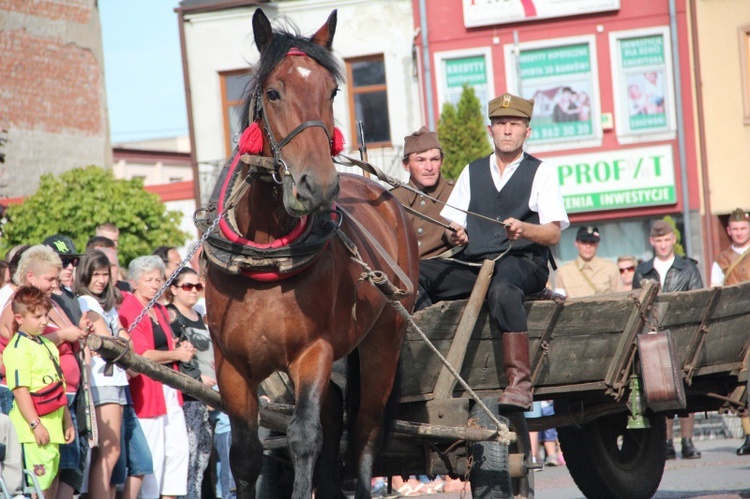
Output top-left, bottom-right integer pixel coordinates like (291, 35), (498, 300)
(1, 166), (188, 266)
(437, 84), (492, 180)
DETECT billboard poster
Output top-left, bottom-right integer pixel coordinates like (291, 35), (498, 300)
(504, 38), (601, 149)
(610, 27), (676, 141)
(435, 48), (494, 120)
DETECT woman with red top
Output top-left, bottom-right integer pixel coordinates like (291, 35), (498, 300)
(119, 255), (194, 499)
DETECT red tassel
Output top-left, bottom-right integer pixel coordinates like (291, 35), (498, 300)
(331, 127), (345, 156)
(238, 123), (263, 154)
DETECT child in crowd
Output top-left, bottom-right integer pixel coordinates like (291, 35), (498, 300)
(7, 286), (76, 496)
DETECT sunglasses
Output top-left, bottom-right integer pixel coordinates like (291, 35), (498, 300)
(61, 257), (80, 268)
(619, 266), (636, 274)
(177, 282), (204, 292)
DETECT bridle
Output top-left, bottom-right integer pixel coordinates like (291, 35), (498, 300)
(250, 63), (334, 184)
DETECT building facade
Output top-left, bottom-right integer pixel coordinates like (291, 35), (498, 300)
(0, 0), (111, 198)
(412, 0), (704, 267)
(691, 0), (750, 265)
(177, 0), (421, 204)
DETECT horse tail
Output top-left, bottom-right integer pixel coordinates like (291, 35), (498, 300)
(382, 357), (402, 446)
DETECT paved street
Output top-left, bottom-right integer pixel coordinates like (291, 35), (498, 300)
(402, 438), (750, 498)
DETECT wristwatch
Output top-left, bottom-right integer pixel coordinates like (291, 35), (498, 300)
(29, 419), (40, 430)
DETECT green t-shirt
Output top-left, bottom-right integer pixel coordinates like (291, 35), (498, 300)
(5, 332), (66, 444)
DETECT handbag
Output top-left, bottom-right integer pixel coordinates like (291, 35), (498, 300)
(30, 340), (68, 416)
(30, 381), (67, 416)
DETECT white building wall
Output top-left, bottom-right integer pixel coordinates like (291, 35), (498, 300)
(183, 0), (419, 195)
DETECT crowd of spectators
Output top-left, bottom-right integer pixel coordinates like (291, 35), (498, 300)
(0, 223), (236, 498)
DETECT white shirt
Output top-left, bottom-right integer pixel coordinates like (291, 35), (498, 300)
(652, 256), (675, 288)
(0, 284), (14, 313)
(440, 152), (570, 230)
(77, 295), (129, 388)
(710, 243), (750, 286)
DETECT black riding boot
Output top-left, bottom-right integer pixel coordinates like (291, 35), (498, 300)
(681, 437), (702, 459)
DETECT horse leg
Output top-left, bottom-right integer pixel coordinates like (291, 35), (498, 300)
(350, 326), (403, 499)
(315, 380), (345, 498)
(217, 358), (263, 499)
(287, 340), (334, 499)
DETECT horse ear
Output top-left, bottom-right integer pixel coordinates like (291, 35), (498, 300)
(252, 8), (274, 53)
(310, 9), (337, 50)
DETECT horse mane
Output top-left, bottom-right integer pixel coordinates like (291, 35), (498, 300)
(240, 22), (343, 131)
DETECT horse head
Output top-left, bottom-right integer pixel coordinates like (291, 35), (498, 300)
(249, 9), (342, 217)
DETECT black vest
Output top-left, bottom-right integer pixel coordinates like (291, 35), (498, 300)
(462, 153), (550, 266)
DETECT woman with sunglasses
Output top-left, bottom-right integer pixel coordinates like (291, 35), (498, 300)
(167, 267), (216, 499)
(74, 249), (130, 498)
(617, 255), (639, 291)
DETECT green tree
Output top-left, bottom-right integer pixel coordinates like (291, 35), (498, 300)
(662, 215), (685, 257)
(1, 166), (188, 265)
(438, 84), (492, 179)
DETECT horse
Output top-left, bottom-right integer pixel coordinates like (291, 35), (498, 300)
(203, 9), (419, 499)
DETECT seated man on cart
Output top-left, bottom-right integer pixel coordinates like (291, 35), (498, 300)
(419, 93), (569, 411)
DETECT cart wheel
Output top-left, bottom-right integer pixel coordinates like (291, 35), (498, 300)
(469, 398), (513, 499)
(558, 410), (666, 499)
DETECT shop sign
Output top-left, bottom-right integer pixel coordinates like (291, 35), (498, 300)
(463, 0), (620, 28)
(545, 145), (676, 213)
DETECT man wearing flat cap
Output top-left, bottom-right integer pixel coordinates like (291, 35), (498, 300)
(554, 226), (622, 298)
(419, 92), (569, 411)
(710, 208), (750, 455)
(391, 126), (456, 259)
(633, 219), (703, 460)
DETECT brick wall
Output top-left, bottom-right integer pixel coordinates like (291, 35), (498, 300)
(0, 0), (110, 198)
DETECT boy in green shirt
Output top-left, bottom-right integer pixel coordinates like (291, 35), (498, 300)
(8, 286), (75, 495)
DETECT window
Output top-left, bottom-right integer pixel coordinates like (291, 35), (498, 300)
(740, 25), (750, 124)
(609, 27), (677, 142)
(220, 70), (254, 158)
(434, 47), (494, 124)
(346, 55), (391, 148)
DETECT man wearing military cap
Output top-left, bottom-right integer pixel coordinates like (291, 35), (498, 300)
(710, 208), (750, 455)
(554, 226), (622, 298)
(391, 126), (456, 259)
(633, 219), (703, 460)
(419, 92), (569, 411)
(711, 208), (750, 286)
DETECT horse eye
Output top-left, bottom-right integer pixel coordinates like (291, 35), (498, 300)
(331, 87), (339, 100)
(266, 89), (280, 101)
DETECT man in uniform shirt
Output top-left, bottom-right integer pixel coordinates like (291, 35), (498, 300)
(710, 208), (750, 455)
(633, 220), (703, 460)
(391, 127), (455, 259)
(711, 208), (750, 286)
(554, 226), (622, 298)
(420, 93), (569, 411)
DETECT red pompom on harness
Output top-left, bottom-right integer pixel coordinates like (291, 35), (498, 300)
(238, 122), (263, 154)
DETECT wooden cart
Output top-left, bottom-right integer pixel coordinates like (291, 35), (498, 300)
(91, 279), (750, 498)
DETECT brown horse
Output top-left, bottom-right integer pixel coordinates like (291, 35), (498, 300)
(204, 9), (419, 499)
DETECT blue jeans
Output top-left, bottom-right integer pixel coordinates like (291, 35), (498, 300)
(59, 392), (85, 492)
(210, 411), (235, 499)
(112, 402), (153, 485)
(0, 386), (13, 415)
